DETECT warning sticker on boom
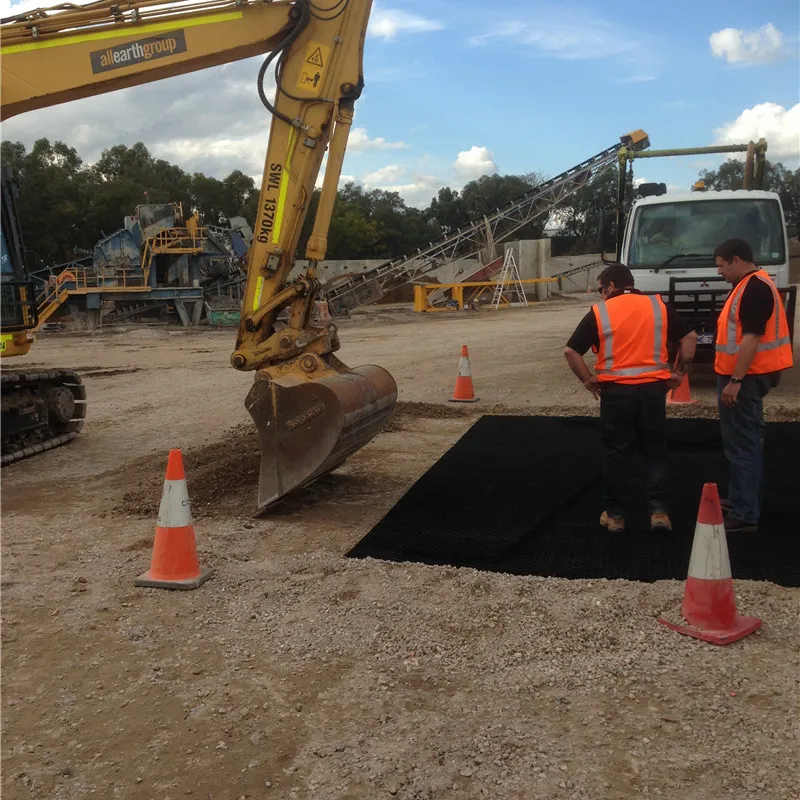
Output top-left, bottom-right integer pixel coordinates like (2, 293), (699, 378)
(306, 47), (324, 67)
(295, 41), (330, 96)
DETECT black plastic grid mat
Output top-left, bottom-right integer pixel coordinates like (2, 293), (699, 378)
(346, 416), (799, 586)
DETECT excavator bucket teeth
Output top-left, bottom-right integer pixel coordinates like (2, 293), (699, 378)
(246, 364), (397, 515)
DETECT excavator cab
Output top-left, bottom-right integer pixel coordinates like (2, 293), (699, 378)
(0, 167), (87, 465)
(1, 166), (38, 358)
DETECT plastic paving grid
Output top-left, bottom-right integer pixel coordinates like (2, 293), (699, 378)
(346, 416), (799, 587)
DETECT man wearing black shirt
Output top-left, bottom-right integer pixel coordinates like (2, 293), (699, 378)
(566, 291), (696, 360)
(714, 237), (794, 533)
(564, 263), (697, 533)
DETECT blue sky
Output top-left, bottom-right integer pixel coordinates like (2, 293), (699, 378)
(351, 0), (799, 202)
(2, 0), (798, 208)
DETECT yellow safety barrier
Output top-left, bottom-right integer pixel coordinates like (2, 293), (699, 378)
(413, 278), (558, 313)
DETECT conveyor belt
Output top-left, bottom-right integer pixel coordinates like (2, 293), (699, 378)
(322, 133), (648, 315)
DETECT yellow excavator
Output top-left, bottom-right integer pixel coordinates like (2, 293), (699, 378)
(1, 0), (397, 513)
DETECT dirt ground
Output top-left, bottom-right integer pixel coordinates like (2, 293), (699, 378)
(2, 297), (799, 800)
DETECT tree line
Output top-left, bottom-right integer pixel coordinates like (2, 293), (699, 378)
(2, 138), (798, 272)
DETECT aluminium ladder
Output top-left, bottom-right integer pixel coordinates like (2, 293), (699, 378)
(490, 249), (528, 310)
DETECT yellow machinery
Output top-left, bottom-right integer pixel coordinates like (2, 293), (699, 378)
(1, 0), (397, 512)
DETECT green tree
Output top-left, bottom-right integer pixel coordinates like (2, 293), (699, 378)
(327, 203), (382, 258)
(459, 172), (548, 240)
(367, 188), (438, 258)
(295, 182), (439, 261)
(89, 142), (193, 235)
(699, 158), (800, 230)
(427, 187), (468, 233)
(190, 172), (225, 222)
(1, 138), (99, 266)
(220, 170), (257, 218)
(557, 167), (619, 247)
(1, 140), (27, 172)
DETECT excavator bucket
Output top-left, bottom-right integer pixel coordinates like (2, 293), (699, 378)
(245, 359), (397, 515)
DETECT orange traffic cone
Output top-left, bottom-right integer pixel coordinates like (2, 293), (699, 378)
(135, 449), (213, 590)
(449, 344), (479, 403)
(667, 372), (696, 405)
(658, 483), (761, 645)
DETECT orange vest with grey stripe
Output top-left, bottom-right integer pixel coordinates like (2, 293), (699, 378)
(714, 269), (793, 375)
(592, 292), (671, 384)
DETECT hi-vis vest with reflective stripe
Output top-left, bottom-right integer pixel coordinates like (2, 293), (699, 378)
(592, 292), (671, 384)
(714, 269), (793, 376)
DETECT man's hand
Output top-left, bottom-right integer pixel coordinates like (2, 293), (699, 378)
(666, 371), (684, 390)
(720, 380), (741, 408)
(583, 375), (601, 400)
(564, 346), (600, 400)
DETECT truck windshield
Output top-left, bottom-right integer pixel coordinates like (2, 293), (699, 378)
(628, 198), (785, 267)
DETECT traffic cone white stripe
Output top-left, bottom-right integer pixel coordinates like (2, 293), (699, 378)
(156, 478), (193, 529)
(686, 521), (732, 580)
(457, 357), (472, 377)
(657, 482), (761, 645)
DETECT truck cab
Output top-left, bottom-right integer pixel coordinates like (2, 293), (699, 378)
(619, 187), (794, 346)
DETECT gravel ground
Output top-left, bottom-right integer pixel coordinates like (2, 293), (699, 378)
(2, 298), (799, 799)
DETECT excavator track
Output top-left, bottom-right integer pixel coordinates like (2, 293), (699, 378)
(1, 368), (87, 467)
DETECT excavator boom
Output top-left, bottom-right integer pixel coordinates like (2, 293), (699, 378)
(0, 0), (397, 510)
(1, 0), (293, 119)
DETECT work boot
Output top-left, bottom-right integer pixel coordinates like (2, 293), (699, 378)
(650, 511), (672, 532)
(723, 515), (757, 533)
(599, 510), (625, 532)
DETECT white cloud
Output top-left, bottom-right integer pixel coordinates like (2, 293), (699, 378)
(454, 146), (498, 181)
(348, 127), (409, 151)
(0, 47), (413, 192)
(620, 74), (658, 84)
(362, 164), (407, 186)
(338, 160), (441, 207)
(370, 174), (444, 208)
(357, 146), (499, 208)
(469, 11), (641, 61)
(368, 9), (443, 40)
(714, 102), (800, 158)
(314, 170), (357, 190)
(154, 135), (268, 176)
(1, 56), (276, 177)
(709, 23), (786, 65)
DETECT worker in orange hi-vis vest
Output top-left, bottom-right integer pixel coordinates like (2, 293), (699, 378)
(713, 238), (794, 534)
(564, 263), (698, 534)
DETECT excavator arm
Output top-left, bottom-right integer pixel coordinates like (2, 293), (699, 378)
(1, 0), (397, 511)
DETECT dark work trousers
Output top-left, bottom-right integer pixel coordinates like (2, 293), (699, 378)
(716, 374), (771, 524)
(599, 381), (670, 518)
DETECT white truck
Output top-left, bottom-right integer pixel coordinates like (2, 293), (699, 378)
(614, 140), (796, 353)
